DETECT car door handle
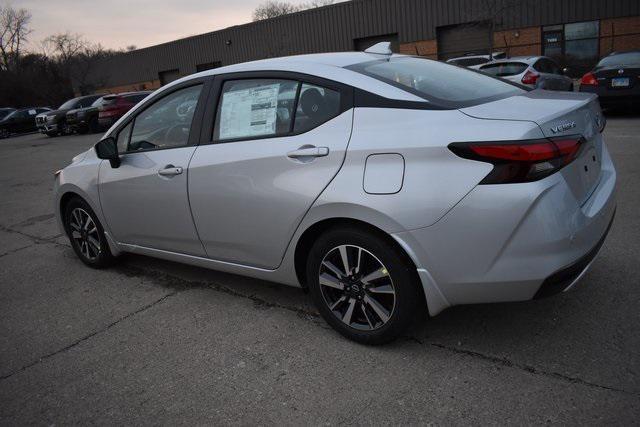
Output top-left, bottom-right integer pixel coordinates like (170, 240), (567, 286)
(158, 166), (183, 177)
(287, 146), (329, 159)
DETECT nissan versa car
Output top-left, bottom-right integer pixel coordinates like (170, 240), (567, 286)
(54, 43), (616, 344)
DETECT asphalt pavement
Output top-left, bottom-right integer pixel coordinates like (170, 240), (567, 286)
(0, 118), (639, 424)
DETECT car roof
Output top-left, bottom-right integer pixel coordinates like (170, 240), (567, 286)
(480, 56), (546, 66)
(156, 51), (427, 104)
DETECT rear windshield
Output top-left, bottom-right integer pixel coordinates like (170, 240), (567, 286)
(449, 57), (489, 67)
(58, 97), (81, 110)
(597, 52), (640, 68)
(480, 62), (528, 77)
(124, 93), (149, 103)
(346, 57), (525, 109)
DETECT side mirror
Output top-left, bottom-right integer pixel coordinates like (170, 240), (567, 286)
(95, 137), (120, 168)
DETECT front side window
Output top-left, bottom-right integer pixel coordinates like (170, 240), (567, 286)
(215, 79), (297, 141)
(348, 57), (525, 109)
(127, 84), (202, 152)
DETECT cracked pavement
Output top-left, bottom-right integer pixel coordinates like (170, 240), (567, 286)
(1, 119), (639, 424)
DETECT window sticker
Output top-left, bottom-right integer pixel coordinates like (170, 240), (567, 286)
(219, 83), (280, 139)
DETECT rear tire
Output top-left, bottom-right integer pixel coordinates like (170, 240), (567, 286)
(63, 197), (115, 268)
(306, 226), (423, 345)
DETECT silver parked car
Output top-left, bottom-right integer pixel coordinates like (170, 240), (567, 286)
(55, 43), (616, 344)
(479, 55), (574, 91)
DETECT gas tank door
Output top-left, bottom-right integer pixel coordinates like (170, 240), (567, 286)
(363, 153), (405, 194)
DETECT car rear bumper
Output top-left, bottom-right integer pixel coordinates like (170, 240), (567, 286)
(393, 140), (617, 316)
(580, 85), (640, 107)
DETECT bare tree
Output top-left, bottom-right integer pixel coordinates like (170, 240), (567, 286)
(252, 1), (298, 21)
(0, 4), (32, 71)
(477, 0), (531, 59)
(42, 32), (118, 94)
(125, 44), (137, 52)
(252, 0), (334, 21)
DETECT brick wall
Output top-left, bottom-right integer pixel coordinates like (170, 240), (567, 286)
(99, 79), (162, 95)
(600, 16), (640, 56)
(399, 39), (437, 58)
(493, 26), (541, 57)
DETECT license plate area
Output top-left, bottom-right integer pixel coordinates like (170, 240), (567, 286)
(611, 77), (630, 88)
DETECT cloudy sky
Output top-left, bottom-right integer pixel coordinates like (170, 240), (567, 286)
(15, 0), (333, 51)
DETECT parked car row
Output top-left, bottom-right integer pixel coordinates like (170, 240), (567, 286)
(0, 107), (52, 139)
(448, 49), (639, 109)
(35, 91), (151, 137)
(578, 50), (640, 110)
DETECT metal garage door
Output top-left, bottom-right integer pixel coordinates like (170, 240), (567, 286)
(437, 22), (491, 60)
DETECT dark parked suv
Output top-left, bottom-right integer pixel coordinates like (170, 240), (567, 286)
(98, 92), (150, 128)
(36, 94), (103, 137)
(0, 107), (51, 138)
(66, 96), (108, 134)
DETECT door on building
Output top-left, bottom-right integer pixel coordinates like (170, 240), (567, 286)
(437, 22), (491, 60)
(159, 69), (180, 86)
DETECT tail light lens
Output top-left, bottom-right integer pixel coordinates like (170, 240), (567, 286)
(521, 70), (539, 85)
(448, 136), (584, 184)
(580, 72), (598, 86)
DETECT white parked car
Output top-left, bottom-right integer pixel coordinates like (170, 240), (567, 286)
(446, 52), (506, 69)
(479, 56), (574, 91)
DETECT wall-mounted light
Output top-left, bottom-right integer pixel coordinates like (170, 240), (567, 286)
(225, 39), (232, 46)
(514, 31), (520, 38)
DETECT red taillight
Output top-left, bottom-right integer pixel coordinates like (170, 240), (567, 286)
(449, 136), (584, 184)
(521, 70), (539, 85)
(580, 72), (598, 86)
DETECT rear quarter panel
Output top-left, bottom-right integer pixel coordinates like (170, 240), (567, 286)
(311, 107), (545, 232)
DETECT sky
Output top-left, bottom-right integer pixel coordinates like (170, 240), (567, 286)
(13, 0), (333, 52)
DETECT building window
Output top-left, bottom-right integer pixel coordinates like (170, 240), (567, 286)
(543, 21), (599, 77)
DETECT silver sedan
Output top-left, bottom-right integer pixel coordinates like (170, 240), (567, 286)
(54, 43), (616, 344)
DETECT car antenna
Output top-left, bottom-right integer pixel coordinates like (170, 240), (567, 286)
(364, 42), (393, 59)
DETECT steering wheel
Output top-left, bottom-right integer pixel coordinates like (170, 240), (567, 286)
(163, 123), (189, 144)
(176, 101), (196, 120)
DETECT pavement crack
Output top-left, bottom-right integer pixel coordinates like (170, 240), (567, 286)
(118, 263), (320, 321)
(415, 339), (638, 396)
(0, 224), (65, 248)
(0, 243), (36, 258)
(0, 291), (180, 382)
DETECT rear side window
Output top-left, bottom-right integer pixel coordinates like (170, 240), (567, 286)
(125, 94), (149, 104)
(348, 57), (525, 109)
(293, 84), (341, 133)
(480, 62), (529, 77)
(215, 79), (298, 141)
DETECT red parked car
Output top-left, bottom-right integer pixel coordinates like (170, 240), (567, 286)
(98, 91), (151, 128)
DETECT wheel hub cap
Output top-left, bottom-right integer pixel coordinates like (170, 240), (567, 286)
(318, 245), (396, 331)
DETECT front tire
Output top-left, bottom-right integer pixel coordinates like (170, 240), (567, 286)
(64, 197), (115, 268)
(306, 226), (423, 345)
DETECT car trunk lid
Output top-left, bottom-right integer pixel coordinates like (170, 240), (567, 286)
(460, 90), (605, 205)
(593, 65), (640, 89)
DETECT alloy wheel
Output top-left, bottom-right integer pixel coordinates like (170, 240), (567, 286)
(318, 245), (396, 331)
(69, 207), (101, 261)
